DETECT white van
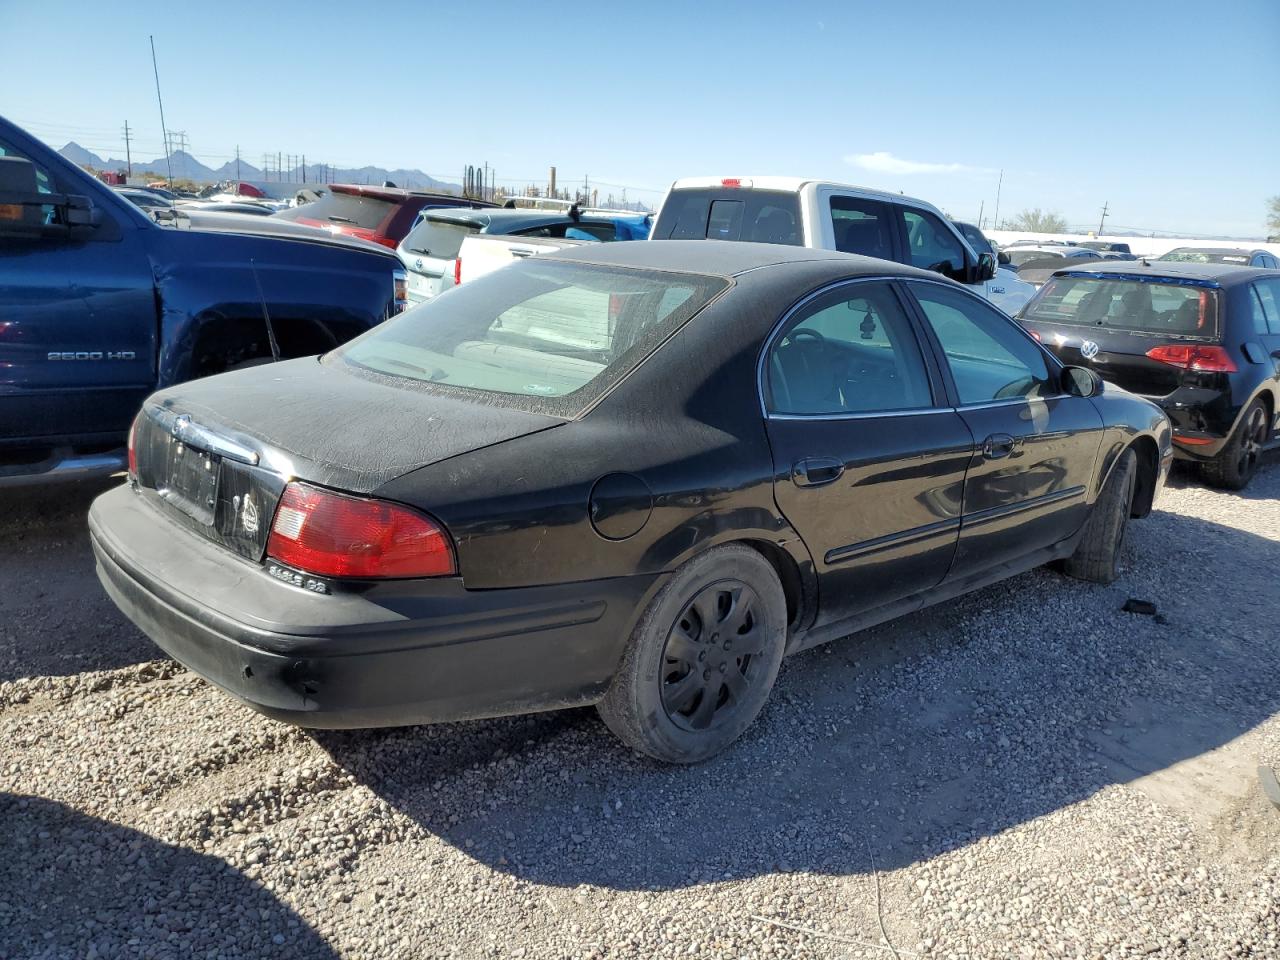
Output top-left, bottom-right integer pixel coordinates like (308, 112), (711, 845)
(651, 177), (1036, 314)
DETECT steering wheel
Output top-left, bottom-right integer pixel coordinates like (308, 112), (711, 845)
(785, 328), (826, 345)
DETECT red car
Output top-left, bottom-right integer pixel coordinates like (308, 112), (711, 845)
(274, 184), (494, 249)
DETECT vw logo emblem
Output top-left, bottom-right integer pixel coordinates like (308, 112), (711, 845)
(415, 258), (424, 270)
(1080, 339), (1100, 360)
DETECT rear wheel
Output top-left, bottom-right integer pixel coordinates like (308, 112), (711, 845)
(1061, 448), (1136, 584)
(1200, 399), (1268, 491)
(597, 544), (786, 763)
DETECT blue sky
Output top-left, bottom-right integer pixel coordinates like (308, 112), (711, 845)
(2, 0), (1276, 237)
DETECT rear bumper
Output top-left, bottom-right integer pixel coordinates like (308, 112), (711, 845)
(89, 484), (658, 728)
(1149, 392), (1239, 462)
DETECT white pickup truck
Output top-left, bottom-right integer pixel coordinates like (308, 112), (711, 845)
(650, 177), (1036, 314)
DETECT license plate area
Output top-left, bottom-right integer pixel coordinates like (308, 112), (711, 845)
(157, 441), (220, 527)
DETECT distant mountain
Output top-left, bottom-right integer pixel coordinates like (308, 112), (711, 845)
(58, 141), (460, 192)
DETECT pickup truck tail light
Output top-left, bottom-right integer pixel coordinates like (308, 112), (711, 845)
(266, 482), (456, 579)
(392, 268), (408, 314)
(453, 257), (463, 286)
(1145, 344), (1236, 373)
(127, 413), (140, 478)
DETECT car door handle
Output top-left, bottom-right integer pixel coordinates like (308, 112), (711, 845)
(792, 457), (845, 487)
(981, 434), (1022, 459)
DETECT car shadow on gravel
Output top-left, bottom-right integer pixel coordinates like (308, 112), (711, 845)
(0, 479), (157, 683)
(0, 793), (337, 958)
(315, 464), (1280, 892)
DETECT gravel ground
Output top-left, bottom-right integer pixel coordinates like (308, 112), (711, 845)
(1, 459), (1278, 959)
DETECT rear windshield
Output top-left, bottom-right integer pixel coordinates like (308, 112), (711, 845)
(654, 189), (802, 245)
(401, 218), (480, 258)
(335, 260), (728, 415)
(275, 192), (395, 230)
(1158, 249), (1248, 265)
(1008, 249), (1064, 268)
(1024, 275), (1220, 337)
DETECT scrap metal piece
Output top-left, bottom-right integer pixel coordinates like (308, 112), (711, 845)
(1122, 598), (1158, 616)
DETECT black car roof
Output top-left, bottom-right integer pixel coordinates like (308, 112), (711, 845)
(1055, 260), (1273, 287)
(543, 239), (940, 279)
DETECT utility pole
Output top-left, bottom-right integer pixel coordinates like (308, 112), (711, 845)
(977, 199), (985, 230)
(121, 121), (133, 177)
(992, 168), (1004, 230)
(170, 131), (189, 180)
(1097, 201), (1109, 236)
(262, 154), (271, 182)
(549, 166), (557, 199)
(234, 146), (240, 181)
(301, 153), (306, 184)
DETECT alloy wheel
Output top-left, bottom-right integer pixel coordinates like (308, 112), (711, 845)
(660, 581), (768, 732)
(1237, 406), (1267, 479)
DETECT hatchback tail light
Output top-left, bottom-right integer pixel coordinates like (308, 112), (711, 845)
(1145, 344), (1237, 373)
(267, 482), (455, 579)
(453, 257), (462, 286)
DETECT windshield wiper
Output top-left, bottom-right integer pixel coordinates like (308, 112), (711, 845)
(365, 355), (449, 380)
(327, 215), (357, 224)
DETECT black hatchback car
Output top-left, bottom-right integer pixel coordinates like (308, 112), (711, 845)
(90, 242), (1171, 762)
(1019, 262), (1280, 489)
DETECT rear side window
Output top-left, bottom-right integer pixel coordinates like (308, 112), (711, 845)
(767, 282), (933, 415)
(277, 192), (395, 230)
(338, 260), (727, 415)
(1024, 275), (1220, 337)
(1255, 279), (1280, 334)
(829, 196), (895, 260)
(655, 189), (801, 245)
(401, 218), (479, 258)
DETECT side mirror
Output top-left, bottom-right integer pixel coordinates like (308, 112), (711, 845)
(1061, 365), (1102, 398)
(973, 251), (997, 282)
(997, 250), (1011, 266)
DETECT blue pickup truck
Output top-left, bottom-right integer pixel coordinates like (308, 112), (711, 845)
(0, 116), (405, 485)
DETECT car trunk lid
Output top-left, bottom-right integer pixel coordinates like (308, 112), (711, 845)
(132, 356), (562, 560)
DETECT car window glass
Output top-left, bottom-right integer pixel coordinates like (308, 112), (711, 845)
(829, 196), (894, 260)
(0, 136), (59, 227)
(1248, 286), (1270, 335)
(656, 189), (802, 245)
(766, 282), (933, 415)
(1255, 279), (1280, 334)
(900, 208), (966, 274)
(911, 283), (1052, 404)
(339, 260), (726, 416)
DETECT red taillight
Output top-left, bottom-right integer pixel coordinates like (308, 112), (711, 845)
(720, 178), (743, 189)
(127, 414), (140, 477)
(266, 482), (455, 579)
(1173, 434), (1215, 446)
(1145, 344), (1236, 373)
(453, 257), (462, 286)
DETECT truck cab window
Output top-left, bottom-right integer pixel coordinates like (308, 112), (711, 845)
(900, 208), (966, 276)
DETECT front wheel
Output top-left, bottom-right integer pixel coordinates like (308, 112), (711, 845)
(1200, 399), (1268, 491)
(1061, 448), (1137, 584)
(597, 544), (787, 763)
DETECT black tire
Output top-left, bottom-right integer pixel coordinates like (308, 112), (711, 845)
(1200, 399), (1268, 491)
(596, 544), (787, 763)
(1061, 447), (1137, 584)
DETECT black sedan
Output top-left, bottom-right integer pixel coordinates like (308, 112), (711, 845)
(90, 242), (1172, 762)
(1019, 262), (1280, 489)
